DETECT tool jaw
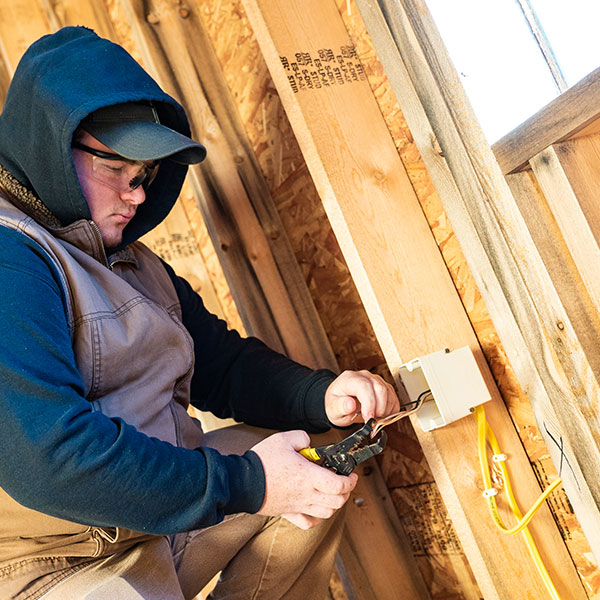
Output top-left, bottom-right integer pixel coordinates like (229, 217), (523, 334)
(316, 419), (388, 476)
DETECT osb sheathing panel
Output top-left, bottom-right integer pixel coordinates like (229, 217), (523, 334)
(195, 0), (599, 596)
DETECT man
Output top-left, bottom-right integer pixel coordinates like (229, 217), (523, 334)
(0, 27), (399, 599)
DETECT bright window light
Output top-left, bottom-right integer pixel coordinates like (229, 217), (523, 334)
(426, 0), (600, 143)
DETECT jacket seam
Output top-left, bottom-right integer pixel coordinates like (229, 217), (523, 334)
(170, 316), (195, 398)
(169, 402), (183, 447)
(87, 320), (101, 399)
(72, 296), (151, 326)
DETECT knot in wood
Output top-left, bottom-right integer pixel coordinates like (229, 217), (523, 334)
(179, 7), (190, 18)
(556, 320), (565, 330)
(353, 497), (365, 507)
(146, 12), (160, 24)
(432, 135), (444, 157)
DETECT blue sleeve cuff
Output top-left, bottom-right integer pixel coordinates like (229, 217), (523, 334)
(219, 450), (266, 515)
(302, 369), (337, 431)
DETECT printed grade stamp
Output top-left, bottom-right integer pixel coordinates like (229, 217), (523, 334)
(280, 45), (366, 93)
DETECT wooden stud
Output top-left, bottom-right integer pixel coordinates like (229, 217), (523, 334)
(40, 0), (119, 40)
(504, 168), (600, 383)
(340, 461), (432, 599)
(336, 4), (487, 594)
(356, 0), (600, 576)
(240, 0), (587, 597)
(552, 134), (600, 250)
(530, 146), (600, 315)
(0, 49), (11, 105)
(140, 197), (225, 319)
(0, 1), (51, 73)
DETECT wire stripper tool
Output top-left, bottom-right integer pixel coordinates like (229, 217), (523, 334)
(299, 418), (387, 475)
(299, 396), (425, 475)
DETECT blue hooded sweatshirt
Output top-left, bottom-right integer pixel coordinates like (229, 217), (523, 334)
(0, 27), (335, 535)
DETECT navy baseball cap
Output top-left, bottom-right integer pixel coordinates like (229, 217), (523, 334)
(80, 102), (206, 165)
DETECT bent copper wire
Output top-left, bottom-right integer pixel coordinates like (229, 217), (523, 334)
(370, 390), (431, 439)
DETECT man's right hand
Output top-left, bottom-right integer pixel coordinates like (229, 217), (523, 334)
(251, 431), (358, 530)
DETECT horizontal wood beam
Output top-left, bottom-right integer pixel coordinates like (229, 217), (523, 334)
(493, 67), (600, 174)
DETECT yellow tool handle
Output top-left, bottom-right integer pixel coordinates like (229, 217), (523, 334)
(299, 447), (320, 462)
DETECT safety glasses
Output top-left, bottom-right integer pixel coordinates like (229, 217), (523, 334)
(72, 142), (160, 193)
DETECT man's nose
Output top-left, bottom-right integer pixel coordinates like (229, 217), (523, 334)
(121, 184), (146, 206)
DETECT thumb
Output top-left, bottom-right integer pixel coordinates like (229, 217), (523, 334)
(283, 430), (312, 451)
(343, 397), (358, 416)
(329, 396), (358, 421)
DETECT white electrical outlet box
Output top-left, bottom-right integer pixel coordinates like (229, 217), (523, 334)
(399, 346), (491, 431)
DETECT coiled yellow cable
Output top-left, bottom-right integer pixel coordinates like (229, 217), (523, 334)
(474, 405), (561, 600)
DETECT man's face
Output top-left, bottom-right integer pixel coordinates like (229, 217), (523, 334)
(72, 131), (147, 249)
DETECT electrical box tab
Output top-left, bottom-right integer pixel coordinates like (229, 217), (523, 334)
(399, 346), (490, 431)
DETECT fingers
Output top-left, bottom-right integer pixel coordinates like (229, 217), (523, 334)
(325, 370), (400, 426)
(282, 490), (347, 527)
(357, 371), (398, 420)
(310, 489), (351, 511)
(252, 432), (356, 521)
(310, 473), (355, 510)
(283, 513), (324, 530)
(312, 470), (357, 496)
(283, 429), (312, 451)
(284, 479), (353, 524)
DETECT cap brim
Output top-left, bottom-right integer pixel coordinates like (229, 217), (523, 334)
(83, 120), (207, 165)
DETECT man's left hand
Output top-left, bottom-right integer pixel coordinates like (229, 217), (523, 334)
(324, 370), (400, 428)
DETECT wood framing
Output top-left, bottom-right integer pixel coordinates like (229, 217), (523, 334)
(118, 0), (338, 367)
(240, 0), (586, 597)
(6, 1), (600, 597)
(529, 147), (600, 314)
(493, 68), (600, 174)
(354, 0), (600, 581)
(553, 133), (600, 243)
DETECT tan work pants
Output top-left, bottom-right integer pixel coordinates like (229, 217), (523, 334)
(4, 426), (345, 599)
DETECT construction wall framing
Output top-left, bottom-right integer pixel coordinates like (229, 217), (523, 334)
(1, 0), (600, 598)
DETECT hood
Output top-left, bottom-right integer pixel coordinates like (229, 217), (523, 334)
(0, 26), (193, 248)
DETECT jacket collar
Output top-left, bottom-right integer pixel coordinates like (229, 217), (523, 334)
(0, 163), (138, 269)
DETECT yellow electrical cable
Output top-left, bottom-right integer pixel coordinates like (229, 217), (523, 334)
(474, 405), (562, 600)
